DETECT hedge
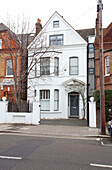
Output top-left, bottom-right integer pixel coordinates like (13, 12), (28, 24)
(93, 89), (112, 121)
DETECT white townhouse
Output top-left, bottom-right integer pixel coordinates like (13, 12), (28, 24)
(28, 11), (87, 119)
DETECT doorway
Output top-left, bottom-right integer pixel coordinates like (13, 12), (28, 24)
(70, 94), (79, 117)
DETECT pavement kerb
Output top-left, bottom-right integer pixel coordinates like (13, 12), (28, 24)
(0, 129), (110, 138)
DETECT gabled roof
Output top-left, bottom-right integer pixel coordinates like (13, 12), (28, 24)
(76, 28), (95, 41)
(0, 23), (8, 31)
(94, 22), (112, 44)
(44, 11), (87, 43)
(0, 23), (20, 44)
(29, 11), (87, 48)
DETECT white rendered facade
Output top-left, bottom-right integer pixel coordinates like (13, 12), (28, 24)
(28, 12), (87, 119)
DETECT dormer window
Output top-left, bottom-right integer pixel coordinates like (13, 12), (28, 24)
(0, 39), (2, 49)
(53, 21), (59, 28)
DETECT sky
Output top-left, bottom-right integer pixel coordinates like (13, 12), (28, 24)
(0, 0), (112, 31)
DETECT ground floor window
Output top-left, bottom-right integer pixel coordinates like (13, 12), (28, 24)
(54, 89), (59, 111)
(40, 90), (50, 111)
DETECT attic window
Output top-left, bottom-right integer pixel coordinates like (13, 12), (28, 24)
(53, 21), (59, 28)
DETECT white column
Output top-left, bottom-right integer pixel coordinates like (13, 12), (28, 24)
(89, 97), (96, 128)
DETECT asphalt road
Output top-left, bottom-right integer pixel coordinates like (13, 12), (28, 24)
(0, 134), (112, 170)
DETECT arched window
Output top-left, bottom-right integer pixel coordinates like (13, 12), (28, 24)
(69, 57), (78, 75)
(54, 89), (59, 111)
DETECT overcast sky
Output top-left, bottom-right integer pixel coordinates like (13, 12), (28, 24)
(0, 0), (112, 31)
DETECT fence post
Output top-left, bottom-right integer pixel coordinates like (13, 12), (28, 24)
(32, 101), (40, 125)
(89, 97), (96, 128)
(0, 101), (8, 123)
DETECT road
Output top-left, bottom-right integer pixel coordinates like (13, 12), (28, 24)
(0, 133), (112, 170)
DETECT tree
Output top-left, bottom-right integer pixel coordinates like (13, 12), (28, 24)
(94, 89), (112, 121)
(0, 17), (60, 111)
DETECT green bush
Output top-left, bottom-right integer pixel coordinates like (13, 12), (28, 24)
(93, 89), (112, 121)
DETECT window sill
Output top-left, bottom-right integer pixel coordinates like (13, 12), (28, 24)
(104, 74), (110, 77)
(41, 111), (61, 114)
(5, 75), (14, 78)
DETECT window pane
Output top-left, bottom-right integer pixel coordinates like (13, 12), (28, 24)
(89, 68), (94, 74)
(70, 58), (78, 66)
(0, 39), (2, 49)
(53, 21), (59, 28)
(54, 90), (59, 111)
(54, 101), (58, 111)
(41, 100), (50, 111)
(54, 90), (59, 100)
(40, 90), (50, 111)
(7, 59), (13, 76)
(54, 57), (59, 76)
(40, 57), (50, 75)
(89, 43), (94, 53)
(89, 53), (94, 58)
(69, 57), (78, 75)
(49, 35), (63, 46)
(70, 67), (78, 74)
(105, 56), (109, 74)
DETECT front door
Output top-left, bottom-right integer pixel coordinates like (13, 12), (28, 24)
(70, 95), (79, 116)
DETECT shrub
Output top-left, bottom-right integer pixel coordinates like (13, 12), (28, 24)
(93, 89), (112, 121)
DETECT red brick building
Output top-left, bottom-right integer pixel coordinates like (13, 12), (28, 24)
(0, 23), (21, 101)
(94, 14), (112, 90)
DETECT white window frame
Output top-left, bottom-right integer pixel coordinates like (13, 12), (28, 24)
(69, 57), (78, 75)
(40, 90), (50, 111)
(40, 57), (50, 75)
(54, 89), (59, 111)
(49, 34), (63, 46)
(53, 21), (59, 28)
(88, 43), (94, 58)
(6, 59), (13, 76)
(105, 56), (109, 75)
(54, 57), (59, 76)
(0, 39), (2, 49)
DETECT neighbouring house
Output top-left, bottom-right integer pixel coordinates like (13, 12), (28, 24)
(0, 23), (21, 102)
(94, 13), (112, 90)
(76, 28), (96, 124)
(76, 29), (95, 98)
(28, 11), (87, 119)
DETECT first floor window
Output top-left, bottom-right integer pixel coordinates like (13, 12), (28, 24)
(40, 57), (50, 75)
(6, 59), (13, 76)
(54, 57), (59, 76)
(105, 56), (109, 74)
(54, 89), (59, 111)
(69, 57), (78, 75)
(40, 90), (50, 111)
(0, 39), (2, 49)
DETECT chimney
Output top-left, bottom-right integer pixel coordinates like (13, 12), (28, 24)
(35, 18), (42, 36)
(95, 13), (99, 37)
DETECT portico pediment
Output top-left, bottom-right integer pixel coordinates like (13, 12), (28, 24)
(62, 78), (85, 93)
(0, 79), (14, 86)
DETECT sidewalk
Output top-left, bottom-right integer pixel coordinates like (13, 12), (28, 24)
(0, 123), (102, 138)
